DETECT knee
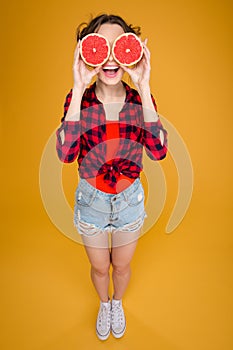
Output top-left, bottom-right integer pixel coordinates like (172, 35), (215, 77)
(91, 263), (110, 277)
(112, 262), (131, 275)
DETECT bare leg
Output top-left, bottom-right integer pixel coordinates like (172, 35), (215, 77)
(82, 230), (111, 302)
(111, 229), (141, 300)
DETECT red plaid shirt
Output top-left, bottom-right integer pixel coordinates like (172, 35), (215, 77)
(56, 81), (168, 187)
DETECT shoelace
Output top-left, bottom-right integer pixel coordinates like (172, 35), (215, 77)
(98, 304), (111, 328)
(111, 303), (124, 327)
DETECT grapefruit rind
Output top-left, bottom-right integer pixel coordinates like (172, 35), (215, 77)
(80, 33), (110, 67)
(112, 33), (144, 66)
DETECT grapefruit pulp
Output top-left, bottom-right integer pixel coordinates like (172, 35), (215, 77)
(80, 33), (110, 67)
(112, 33), (143, 66)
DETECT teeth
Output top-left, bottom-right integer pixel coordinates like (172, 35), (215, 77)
(103, 66), (119, 70)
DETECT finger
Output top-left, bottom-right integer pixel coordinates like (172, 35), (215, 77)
(88, 65), (101, 79)
(143, 47), (150, 61)
(120, 65), (131, 74)
(92, 66), (101, 76)
(142, 42), (150, 56)
(143, 46), (151, 63)
(74, 41), (80, 56)
(142, 38), (148, 46)
(79, 59), (86, 70)
(74, 41), (81, 63)
(121, 65), (135, 80)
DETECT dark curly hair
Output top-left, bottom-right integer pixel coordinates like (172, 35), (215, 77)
(76, 13), (141, 41)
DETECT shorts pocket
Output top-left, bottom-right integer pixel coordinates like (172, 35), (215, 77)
(126, 184), (145, 207)
(75, 188), (96, 207)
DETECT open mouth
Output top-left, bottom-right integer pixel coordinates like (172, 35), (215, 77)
(102, 66), (120, 76)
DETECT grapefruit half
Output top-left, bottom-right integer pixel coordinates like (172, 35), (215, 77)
(112, 33), (144, 66)
(80, 33), (110, 67)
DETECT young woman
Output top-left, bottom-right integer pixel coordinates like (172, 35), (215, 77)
(56, 14), (167, 341)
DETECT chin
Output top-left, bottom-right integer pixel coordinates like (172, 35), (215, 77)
(102, 78), (122, 86)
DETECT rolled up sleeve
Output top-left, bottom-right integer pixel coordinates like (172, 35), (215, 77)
(142, 119), (168, 160)
(56, 121), (81, 163)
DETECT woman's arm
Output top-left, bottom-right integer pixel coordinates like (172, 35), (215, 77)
(140, 93), (168, 161)
(56, 89), (82, 163)
(56, 42), (100, 163)
(122, 40), (168, 160)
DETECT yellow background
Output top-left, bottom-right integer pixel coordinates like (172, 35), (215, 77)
(1, 0), (232, 349)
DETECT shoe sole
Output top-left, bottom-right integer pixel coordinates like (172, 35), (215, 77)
(96, 328), (110, 341)
(111, 324), (126, 339)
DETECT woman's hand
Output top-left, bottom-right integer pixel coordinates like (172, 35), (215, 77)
(122, 39), (159, 117)
(64, 41), (101, 121)
(72, 41), (101, 91)
(121, 39), (151, 93)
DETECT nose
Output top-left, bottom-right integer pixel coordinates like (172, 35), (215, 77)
(108, 50), (114, 62)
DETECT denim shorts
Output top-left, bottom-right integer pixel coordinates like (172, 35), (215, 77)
(73, 177), (147, 237)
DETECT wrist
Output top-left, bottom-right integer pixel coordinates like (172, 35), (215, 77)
(139, 89), (159, 122)
(138, 85), (151, 97)
(72, 84), (86, 95)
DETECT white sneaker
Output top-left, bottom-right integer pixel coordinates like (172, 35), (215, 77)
(96, 299), (111, 340)
(111, 298), (126, 338)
